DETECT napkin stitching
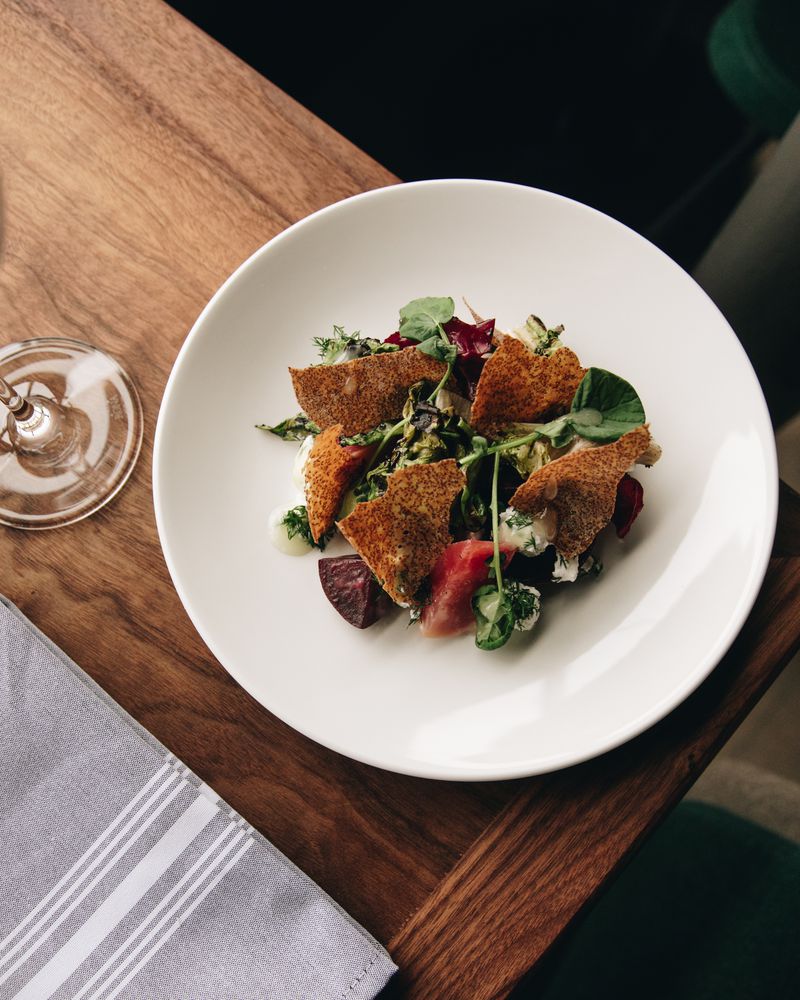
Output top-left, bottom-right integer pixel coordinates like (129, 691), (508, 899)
(342, 949), (381, 997)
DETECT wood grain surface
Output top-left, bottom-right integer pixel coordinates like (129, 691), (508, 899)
(1, 3), (799, 999)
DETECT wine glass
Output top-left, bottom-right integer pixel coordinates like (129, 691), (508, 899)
(0, 338), (143, 529)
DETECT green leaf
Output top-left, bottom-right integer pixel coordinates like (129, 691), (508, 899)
(353, 460), (392, 503)
(340, 422), (394, 446)
(257, 414), (320, 440)
(398, 296), (455, 342)
(499, 436), (551, 477)
(458, 434), (489, 531)
(416, 337), (457, 364)
(569, 368), (645, 442)
(536, 414), (575, 449)
(472, 584), (515, 650)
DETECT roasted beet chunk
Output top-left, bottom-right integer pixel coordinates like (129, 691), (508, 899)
(318, 555), (393, 629)
(612, 474), (644, 539)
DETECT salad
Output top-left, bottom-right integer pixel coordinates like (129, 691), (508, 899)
(260, 297), (660, 651)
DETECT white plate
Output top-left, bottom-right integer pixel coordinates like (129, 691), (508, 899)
(153, 179), (777, 781)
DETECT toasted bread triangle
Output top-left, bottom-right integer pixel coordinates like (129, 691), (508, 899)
(471, 339), (585, 436)
(304, 425), (370, 542)
(290, 348), (447, 436)
(509, 426), (652, 558)
(337, 460), (465, 605)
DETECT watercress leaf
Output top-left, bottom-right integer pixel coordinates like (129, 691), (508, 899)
(398, 296), (455, 342)
(397, 318), (437, 343)
(532, 414), (575, 449)
(459, 485), (487, 533)
(569, 368), (645, 442)
(257, 414), (320, 440)
(472, 584), (515, 651)
(416, 337), (458, 364)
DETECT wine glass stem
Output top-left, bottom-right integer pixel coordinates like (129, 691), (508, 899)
(0, 375), (34, 420)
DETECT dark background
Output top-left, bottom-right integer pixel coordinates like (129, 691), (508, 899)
(168, 0), (758, 270)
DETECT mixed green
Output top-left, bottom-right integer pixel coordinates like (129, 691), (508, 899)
(261, 297), (652, 650)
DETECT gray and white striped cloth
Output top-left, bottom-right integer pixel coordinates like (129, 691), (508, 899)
(0, 597), (396, 999)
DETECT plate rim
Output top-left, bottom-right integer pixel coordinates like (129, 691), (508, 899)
(153, 178), (779, 781)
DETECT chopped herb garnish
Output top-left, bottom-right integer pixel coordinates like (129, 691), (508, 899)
(281, 505), (330, 551)
(313, 326), (399, 365)
(506, 581), (542, 631)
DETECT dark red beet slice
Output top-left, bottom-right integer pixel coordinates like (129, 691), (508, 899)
(612, 474), (644, 539)
(318, 555), (393, 629)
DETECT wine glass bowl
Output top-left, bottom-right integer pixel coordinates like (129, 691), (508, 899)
(0, 338), (143, 529)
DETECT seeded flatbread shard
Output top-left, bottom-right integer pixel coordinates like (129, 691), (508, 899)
(509, 425), (652, 558)
(290, 348), (447, 436)
(337, 459), (465, 606)
(304, 424), (369, 542)
(471, 339), (585, 436)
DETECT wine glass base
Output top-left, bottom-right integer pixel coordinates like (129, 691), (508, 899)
(0, 339), (143, 530)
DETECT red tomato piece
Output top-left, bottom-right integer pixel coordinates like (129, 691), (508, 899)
(420, 540), (514, 638)
(343, 443), (375, 466)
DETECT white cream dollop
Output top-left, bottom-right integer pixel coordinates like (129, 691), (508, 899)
(551, 552), (580, 583)
(267, 505), (312, 556)
(498, 507), (554, 556)
(512, 583), (542, 631)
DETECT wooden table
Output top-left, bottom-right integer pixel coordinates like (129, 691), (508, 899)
(2, 3), (799, 997)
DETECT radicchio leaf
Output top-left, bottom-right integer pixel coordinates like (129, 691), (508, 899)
(443, 317), (495, 359)
(384, 331), (417, 349)
(443, 317), (495, 400)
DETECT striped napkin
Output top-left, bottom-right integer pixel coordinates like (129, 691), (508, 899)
(0, 597), (396, 999)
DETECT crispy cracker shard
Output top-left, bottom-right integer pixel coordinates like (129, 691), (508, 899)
(510, 425), (652, 559)
(337, 459), (465, 606)
(304, 425), (370, 542)
(471, 338), (585, 437)
(290, 348), (447, 436)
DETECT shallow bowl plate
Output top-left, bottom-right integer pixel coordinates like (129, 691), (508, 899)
(154, 179), (777, 780)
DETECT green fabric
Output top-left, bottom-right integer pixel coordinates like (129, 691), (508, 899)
(531, 802), (800, 1000)
(709, 0), (800, 135)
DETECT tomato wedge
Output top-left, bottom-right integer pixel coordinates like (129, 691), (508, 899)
(420, 540), (514, 638)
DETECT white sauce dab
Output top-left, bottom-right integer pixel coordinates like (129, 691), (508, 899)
(498, 507), (556, 556)
(552, 552), (579, 583)
(268, 505), (312, 556)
